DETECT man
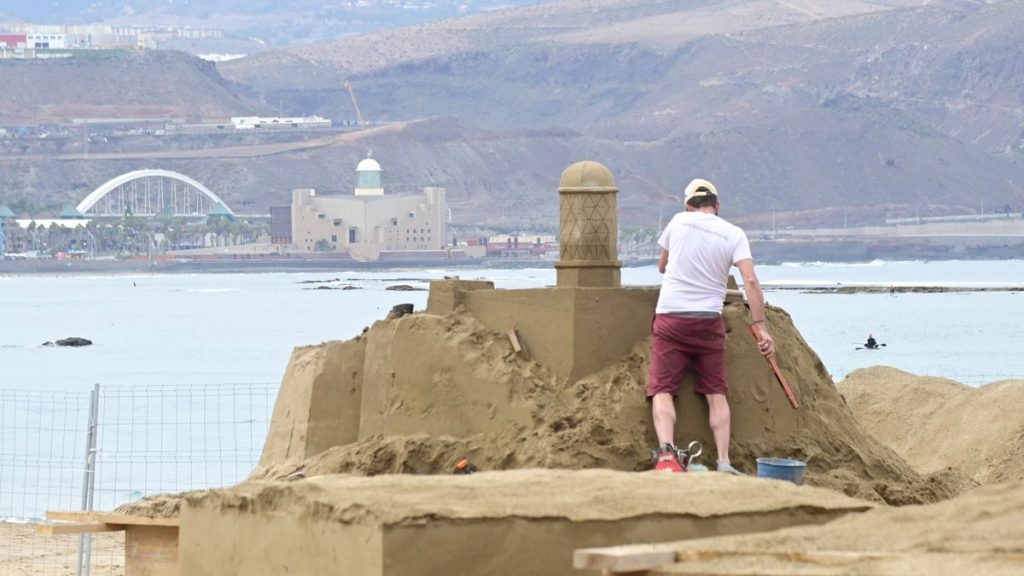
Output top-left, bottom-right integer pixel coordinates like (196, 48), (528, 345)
(865, 334), (878, 350)
(648, 178), (774, 473)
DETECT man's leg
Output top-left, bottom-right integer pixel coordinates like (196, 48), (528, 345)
(652, 393), (676, 446)
(706, 393), (731, 464)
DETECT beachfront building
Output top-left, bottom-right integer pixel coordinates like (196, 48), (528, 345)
(231, 116), (332, 131)
(0, 34), (26, 48)
(289, 156), (450, 261)
(26, 33), (67, 49)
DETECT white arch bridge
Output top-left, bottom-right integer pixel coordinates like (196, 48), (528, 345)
(76, 169), (236, 218)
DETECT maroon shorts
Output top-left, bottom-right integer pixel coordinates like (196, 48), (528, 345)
(647, 314), (727, 397)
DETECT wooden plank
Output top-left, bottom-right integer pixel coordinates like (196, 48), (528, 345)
(507, 329), (523, 353)
(577, 544), (1024, 575)
(47, 510), (180, 527)
(675, 548), (892, 566)
(675, 548), (1024, 565)
(36, 522), (125, 535)
(508, 327), (532, 359)
(574, 545), (676, 572)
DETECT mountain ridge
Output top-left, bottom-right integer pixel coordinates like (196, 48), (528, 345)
(1, 0), (1022, 230)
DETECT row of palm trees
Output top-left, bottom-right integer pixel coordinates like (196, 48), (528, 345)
(7, 214), (269, 257)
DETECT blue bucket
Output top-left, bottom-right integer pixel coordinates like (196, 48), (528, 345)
(756, 457), (806, 485)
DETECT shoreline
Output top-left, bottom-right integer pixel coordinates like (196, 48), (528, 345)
(767, 284), (1024, 294)
(0, 256), (567, 276)
(0, 256), (662, 276)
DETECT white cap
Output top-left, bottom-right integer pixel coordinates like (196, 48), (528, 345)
(684, 178), (718, 203)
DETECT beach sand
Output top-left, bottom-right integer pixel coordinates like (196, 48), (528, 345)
(0, 522), (124, 576)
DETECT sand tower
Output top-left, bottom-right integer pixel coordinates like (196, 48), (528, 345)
(555, 161), (621, 288)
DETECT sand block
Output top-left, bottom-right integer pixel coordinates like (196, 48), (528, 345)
(179, 469), (870, 576)
(583, 481), (1024, 575)
(426, 278), (496, 314)
(258, 339), (366, 466)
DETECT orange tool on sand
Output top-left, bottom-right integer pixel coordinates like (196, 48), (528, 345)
(749, 324), (800, 410)
(453, 458), (478, 475)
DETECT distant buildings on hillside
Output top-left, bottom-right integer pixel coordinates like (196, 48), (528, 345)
(269, 155), (561, 262)
(0, 23), (223, 58)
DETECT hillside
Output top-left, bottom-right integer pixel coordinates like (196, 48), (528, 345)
(2, 0), (1023, 231)
(215, 0), (1024, 224)
(0, 51), (255, 123)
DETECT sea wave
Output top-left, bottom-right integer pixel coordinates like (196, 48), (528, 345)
(780, 259), (892, 268)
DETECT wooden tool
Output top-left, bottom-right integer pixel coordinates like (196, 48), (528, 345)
(749, 323), (800, 410)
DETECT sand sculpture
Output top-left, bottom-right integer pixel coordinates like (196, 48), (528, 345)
(251, 162), (952, 506)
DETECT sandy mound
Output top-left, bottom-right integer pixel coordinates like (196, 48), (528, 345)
(252, 298), (956, 506)
(617, 480), (1024, 575)
(114, 489), (206, 518)
(194, 469), (871, 526)
(838, 366), (1024, 486)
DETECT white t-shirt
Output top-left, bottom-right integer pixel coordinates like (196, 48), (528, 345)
(656, 211), (752, 314)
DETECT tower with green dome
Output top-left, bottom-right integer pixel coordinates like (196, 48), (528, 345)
(354, 154), (384, 196)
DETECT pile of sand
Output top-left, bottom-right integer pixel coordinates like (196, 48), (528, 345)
(115, 489), (206, 518)
(615, 480), (1024, 575)
(251, 298), (956, 505)
(838, 366), (1024, 487)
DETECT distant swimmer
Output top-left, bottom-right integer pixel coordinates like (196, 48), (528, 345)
(859, 334), (884, 350)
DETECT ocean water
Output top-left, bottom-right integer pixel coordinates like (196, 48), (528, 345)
(1, 260), (1023, 390)
(1, 260), (1022, 518)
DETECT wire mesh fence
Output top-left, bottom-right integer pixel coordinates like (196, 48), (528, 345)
(0, 382), (277, 575)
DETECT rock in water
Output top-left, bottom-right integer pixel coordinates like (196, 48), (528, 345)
(55, 337), (93, 347)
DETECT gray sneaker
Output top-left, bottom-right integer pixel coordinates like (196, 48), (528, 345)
(717, 461), (744, 476)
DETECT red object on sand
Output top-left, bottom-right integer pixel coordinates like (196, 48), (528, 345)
(654, 451), (686, 472)
(749, 324), (800, 410)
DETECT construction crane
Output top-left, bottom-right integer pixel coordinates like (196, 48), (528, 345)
(343, 81), (365, 126)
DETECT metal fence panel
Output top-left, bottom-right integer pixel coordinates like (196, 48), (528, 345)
(0, 382), (276, 575)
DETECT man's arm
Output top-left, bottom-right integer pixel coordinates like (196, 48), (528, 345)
(658, 248), (669, 274)
(735, 258), (774, 357)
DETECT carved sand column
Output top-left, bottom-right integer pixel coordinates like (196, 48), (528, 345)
(555, 161), (621, 288)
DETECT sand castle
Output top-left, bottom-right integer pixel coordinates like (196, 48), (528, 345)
(248, 162), (950, 505)
(91, 162), (1022, 575)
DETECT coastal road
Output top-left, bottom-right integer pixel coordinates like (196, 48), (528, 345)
(0, 121), (413, 162)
